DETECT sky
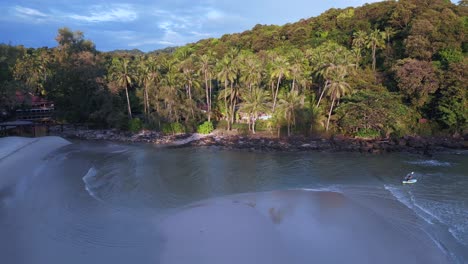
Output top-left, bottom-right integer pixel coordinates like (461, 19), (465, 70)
(0, 0), (396, 52)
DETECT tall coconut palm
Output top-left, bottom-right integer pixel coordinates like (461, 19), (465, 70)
(239, 54), (263, 92)
(137, 56), (159, 117)
(216, 56), (236, 130)
(288, 49), (306, 92)
(197, 54), (214, 121)
(366, 29), (386, 71)
(325, 65), (351, 131)
(383, 27), (396, 45)
(239, 88), (271, 134)
(109, 57), (133, 119)
(159, 69), (182, 123)
(315, 58), (354, 109)
(352, 30), (367, 69)
(315, 63), (338, 108)
(270, 55), (291, 112)
(277, 90), (304, 136)
(179, 57), (200, 120)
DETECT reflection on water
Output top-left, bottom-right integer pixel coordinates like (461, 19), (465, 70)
(1, 141), (467, 264)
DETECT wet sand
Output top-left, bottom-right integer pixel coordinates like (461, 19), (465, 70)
(160, 190), (450, 264)
(0, 136), (70, 188)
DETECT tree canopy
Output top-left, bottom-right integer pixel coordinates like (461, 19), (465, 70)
(1, 0), (466, 137)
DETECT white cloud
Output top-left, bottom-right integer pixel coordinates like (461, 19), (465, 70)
(147, 6), (244, 48)
(67, 4), (138, 23)
(14, 6), (49, 18)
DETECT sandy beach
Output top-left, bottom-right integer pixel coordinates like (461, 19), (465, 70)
(0, 136), (70, 188)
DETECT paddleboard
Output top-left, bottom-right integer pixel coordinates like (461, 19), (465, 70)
(402, 179), (417, 184)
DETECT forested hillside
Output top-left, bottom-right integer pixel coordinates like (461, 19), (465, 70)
(1, 0), (466, 138)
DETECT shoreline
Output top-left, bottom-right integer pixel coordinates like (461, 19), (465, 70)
(0, 136), (71, 188)
(48, 126), (467, 155)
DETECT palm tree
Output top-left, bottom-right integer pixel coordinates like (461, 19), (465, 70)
(239, 54), (263, 93)
(310, 103), (326, 133)
(287, 49), (307, 92)
(197, 54), (214, 121)
(315, 63), (338, 108)
(366, 29), (386, 71)
(216, 56), (236, 130)
(239, 88), (270, 134)
(277, 90), (304, 136)
(137, 56), (159, 117)
(159, 69), (182, 123)
(315, 59), (354, 109)
(383, 27), (396, 45)
(179, 57), (200, 119)
(352, 30), (367, 69)
(324, 65), (351, 131)
(109, 57), (133, 119)
(270, 55), (291, 112)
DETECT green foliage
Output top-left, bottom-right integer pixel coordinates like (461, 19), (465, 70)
(335, 90), (416, 137)
(438, 48), (464, 68)
(215, 120), (228, 130)
(355, 128), (381, 139)
(232, 123), (250, 135)
(197, 121), (214, 134)
(162, 122), (186, 135)
(128, 118), (143, 132)
(3, 1), (466, 138)
(393, 58), (439, 108)
(428, 59), (467, 133)
(254, 120), (272, 132)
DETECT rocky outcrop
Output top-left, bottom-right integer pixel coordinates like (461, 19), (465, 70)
(187, 135), (466, 154)
(50, 126), (466, 154)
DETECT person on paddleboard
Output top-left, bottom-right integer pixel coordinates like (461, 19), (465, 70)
(404, 172), (414, 181)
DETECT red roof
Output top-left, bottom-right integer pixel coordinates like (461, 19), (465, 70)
(15, 92), (51, 105)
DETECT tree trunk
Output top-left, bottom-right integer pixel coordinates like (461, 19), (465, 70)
(188, 84), (192, 101)
(145, 85), (150, 117)
(143, 82), (148, 117)
(292, 78), (296, 92)
(252, 115), (256, 134)
(209, 79), (212, 122)
(372, 44), (376, 71)
(326, 97), (336, 131)
(205, 71), (210, 122)
(272, 73), (282, 112)
(224, 80), (230, 130)
(316, 80), (329, 107)
(188, 83), (195, 118)
(125, 85), (132, 120)
(230, 83), (235, 125)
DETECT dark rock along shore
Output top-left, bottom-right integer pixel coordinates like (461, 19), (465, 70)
(49, 126), (467, 155)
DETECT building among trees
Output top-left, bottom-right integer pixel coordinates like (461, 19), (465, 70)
(14, 92), (55, 122)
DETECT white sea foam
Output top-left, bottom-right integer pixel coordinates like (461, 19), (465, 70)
(409, 191), (445, 225)
(296, 186), (341, 193)
(384, 185), (434, 225)
(386, 184), (468, 252)
(407, 160), (452, 167)
(111, 149), (128, 154)
(82, 167), (103, 202)
(449, 227), (468, 246)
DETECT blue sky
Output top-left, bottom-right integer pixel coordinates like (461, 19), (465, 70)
(0, 0), (405, 51)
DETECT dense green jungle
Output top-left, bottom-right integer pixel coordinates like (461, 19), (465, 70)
(1, 0), (466, 138)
